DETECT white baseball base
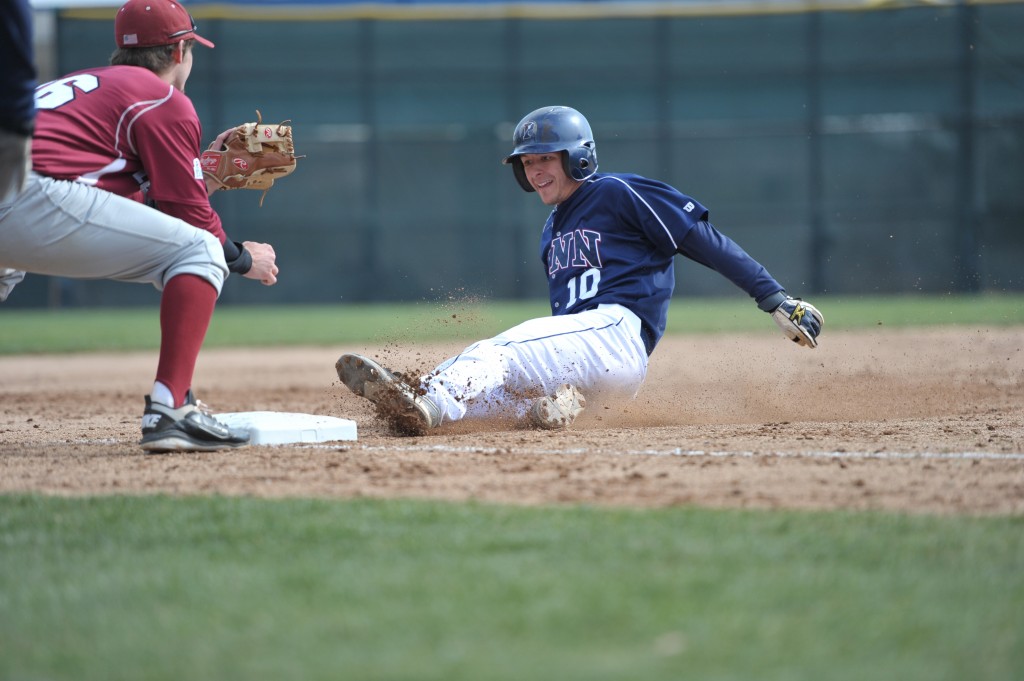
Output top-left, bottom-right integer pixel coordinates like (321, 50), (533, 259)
(215, 411), (357, 445)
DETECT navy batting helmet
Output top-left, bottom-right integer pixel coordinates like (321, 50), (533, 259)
(502, 106), (598, 192)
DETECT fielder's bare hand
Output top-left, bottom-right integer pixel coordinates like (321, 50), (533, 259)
(242, 241), (279, 286)
(208, 126), (236, 152)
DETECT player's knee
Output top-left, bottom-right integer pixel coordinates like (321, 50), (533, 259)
(163, 230), (228, 293)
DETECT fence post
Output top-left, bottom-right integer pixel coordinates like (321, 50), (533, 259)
(956, 0), (981, 292)
(806, 8), (827, 294)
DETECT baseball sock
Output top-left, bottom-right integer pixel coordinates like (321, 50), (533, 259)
(154, 273), (218, 408)
(150, 380), (175, 408)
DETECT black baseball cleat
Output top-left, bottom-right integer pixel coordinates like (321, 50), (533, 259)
(140, 390), (250, 453)
(335, 353), (441, 435)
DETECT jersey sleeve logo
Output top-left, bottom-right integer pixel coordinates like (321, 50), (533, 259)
(548, 228), (603, 276)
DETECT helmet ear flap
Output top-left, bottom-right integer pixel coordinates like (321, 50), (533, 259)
(569, 148), (593, 182)
(511, 156), (534, 193)
(564, 146), (596, 182)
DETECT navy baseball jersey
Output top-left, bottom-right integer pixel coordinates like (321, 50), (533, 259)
(540, 172), (783, 352)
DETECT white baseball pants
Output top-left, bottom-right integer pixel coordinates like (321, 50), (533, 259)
(424, 303), (649, 423)
(0, 172), (227, 300)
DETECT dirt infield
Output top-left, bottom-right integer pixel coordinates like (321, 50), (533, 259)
(1, 327), (1022, 515)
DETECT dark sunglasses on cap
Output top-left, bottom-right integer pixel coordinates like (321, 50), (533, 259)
(167, 14), (198, 40)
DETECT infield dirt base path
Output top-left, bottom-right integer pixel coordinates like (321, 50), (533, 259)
(2, 327), (1022, 515)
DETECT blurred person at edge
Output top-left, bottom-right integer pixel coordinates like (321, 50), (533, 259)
(0, 0), (35, 207)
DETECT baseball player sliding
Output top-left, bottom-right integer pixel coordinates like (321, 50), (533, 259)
(0, 0), (280, 452)
(338, 105), (823, 434)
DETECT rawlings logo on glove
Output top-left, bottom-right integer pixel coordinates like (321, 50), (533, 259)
(201, 110), (298, 206)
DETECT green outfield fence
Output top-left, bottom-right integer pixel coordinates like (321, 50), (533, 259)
(8, 0), (1024, 308)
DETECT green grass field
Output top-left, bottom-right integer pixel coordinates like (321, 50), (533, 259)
(2, 496), (1022, 681)
(1, 292), (1022, 354)
(2, 294), (1023, 680)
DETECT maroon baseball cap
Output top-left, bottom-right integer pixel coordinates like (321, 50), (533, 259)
(115, 0), (215, 49)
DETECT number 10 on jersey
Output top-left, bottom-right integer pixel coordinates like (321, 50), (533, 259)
(565, 268), (601, 309)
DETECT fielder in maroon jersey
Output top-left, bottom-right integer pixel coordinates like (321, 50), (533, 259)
(0, 0), (279, 453)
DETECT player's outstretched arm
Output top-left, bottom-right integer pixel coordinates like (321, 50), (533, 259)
(758, 291), (824, 348)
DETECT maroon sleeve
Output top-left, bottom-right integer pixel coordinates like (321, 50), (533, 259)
(130, 91), (227, 244)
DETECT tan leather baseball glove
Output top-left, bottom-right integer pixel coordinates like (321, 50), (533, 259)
(201, 110), (297, 206)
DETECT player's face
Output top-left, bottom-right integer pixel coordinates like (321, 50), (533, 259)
(519, 153), (582, 205)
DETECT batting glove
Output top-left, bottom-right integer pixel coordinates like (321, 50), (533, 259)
(768, 295), (824, 348)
